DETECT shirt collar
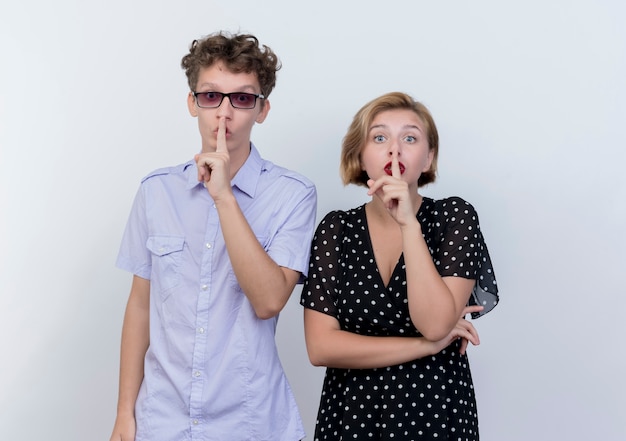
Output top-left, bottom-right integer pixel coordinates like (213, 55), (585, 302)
(185, 143), (264, 198)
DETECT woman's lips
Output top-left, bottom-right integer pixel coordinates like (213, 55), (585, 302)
(384, 161), (406, 176)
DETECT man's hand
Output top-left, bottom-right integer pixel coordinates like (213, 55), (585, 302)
(109, 413), (136, 441)
(194, 117), (232, 201)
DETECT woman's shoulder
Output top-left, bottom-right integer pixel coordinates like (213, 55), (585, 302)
(317, 204), (366, 230)
(422, 196), (478, 218)
(320, 204), (365, 221)
(423, 195), (473, 208)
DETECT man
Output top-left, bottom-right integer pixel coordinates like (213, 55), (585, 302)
(109, 32), (317, 441)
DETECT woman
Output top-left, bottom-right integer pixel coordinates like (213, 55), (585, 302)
(301, 92), (498, 440)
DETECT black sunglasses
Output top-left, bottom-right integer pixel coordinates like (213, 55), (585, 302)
(192, 91), (265, 109)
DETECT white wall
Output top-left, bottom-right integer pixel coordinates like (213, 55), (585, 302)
(1, 1), (624, 439)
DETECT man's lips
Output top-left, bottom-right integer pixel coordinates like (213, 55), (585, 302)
(384, 161), (406, 176)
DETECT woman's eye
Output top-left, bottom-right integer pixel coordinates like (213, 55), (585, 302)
(405, 135), (416, 143)
(374, 135), (386, 143)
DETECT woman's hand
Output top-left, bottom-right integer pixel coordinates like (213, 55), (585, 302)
(429, 305), (483, 355)
(366, 155), (415, 226)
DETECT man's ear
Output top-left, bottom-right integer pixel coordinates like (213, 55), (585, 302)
(255, 99), (271, 123)
(187, 92), (198, 117)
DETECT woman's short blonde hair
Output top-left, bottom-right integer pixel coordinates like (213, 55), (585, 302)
(340, 92), (439, 187)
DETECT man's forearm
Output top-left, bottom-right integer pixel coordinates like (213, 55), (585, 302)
(116, 276), (150, 415)
(215, 195), (299, 319)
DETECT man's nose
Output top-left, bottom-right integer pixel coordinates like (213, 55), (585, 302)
(216, 96), (234, 116)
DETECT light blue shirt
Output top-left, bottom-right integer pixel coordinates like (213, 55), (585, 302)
(117, 145), (317, 441)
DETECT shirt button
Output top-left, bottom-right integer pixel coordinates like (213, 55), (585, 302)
(194, 371), (201, 377)
(201, 284), (208, 291)
(193, 419), (199, 425)
(206, 243), (212, 249)
(197, 327), (205, 334)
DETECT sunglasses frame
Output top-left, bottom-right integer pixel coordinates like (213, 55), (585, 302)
(191, 91), (265, 109)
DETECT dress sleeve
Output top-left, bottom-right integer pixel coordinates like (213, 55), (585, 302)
(300, 210), (345, 318)
(435, 197), (499, 318)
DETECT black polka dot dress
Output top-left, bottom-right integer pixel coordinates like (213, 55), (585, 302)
(301, 197), (498, 441)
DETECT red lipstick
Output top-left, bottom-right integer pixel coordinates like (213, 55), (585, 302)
(384, 161), (405, 176)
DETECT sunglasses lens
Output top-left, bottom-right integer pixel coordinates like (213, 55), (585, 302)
(195, 92), (258, 108)
(230, 93), (256, 109)
(196, 92), (223, 107)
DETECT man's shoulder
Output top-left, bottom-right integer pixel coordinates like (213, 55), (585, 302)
(262, 159), (315, 190)
(140, 160), (194, 184)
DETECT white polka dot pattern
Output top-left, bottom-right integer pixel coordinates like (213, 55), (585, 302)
(301, 197), (498, 440)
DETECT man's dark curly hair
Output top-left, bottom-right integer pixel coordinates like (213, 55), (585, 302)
(181, 32), (281, 100)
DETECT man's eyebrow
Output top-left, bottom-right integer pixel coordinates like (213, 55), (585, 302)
(196, 82), (258, 92)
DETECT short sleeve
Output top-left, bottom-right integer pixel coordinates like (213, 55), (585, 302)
(116, 184), (152, 279)
(265, 181), (318, 280)
(300, 210), (346, 318)
(434, 198), (499, 318)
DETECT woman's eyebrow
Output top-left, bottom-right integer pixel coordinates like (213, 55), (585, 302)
(368, 124), (387, 132)
(368, 124), (423, 132)
(403, 124), (423, 132)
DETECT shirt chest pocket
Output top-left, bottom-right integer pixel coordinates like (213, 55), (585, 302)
(146, 236), (185, 293)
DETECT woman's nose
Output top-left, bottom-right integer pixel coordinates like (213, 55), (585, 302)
(388, 141), (400, 156)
